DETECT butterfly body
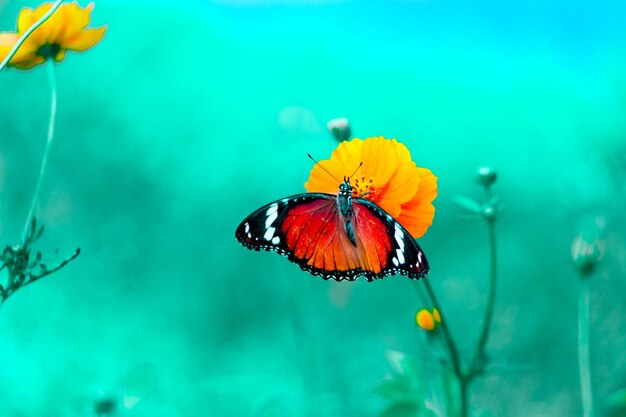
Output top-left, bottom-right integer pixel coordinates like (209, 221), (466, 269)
(336, 179), (358, 246)
(235, 180), (429, 281)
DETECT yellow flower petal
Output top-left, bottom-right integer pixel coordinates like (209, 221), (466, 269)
(359, 137), (398, 187)
(397, 168), (438, 238)
(0, 33), (42, 69)
(375, 140), (421, 217)
(57, 2), (94, 43)
(0, 32), (19, 54)
(62, 26), (106, 52)
(17, 7), (35, 33)
(327, 138), (364, 183)
(12, 54), (46, 70)
(305, 139), (363, 194)
(18, 3), (55, 45)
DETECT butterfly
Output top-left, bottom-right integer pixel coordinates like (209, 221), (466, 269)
(235, 177), (429, 281)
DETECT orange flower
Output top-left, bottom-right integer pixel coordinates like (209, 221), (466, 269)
(0, 2), (106, 70)
(305, 137), (438, 238)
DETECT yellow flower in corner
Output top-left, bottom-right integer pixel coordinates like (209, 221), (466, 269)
(0, 2), (106, 70)
(305, 137), (438, 238)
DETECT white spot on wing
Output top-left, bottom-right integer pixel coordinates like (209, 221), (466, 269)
(394, 224), (405, 250)
(244, 222), (250, 234)
(392, 257), (399, 267)
(264, 227), (275, 241)
(396, 249), (405, 264)
(266, 204), (279, 228)
(271, 236), (280, 244)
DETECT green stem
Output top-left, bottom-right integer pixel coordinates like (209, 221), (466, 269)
(459, 378), (468, 417)
(460, 189), (498, 415)
(422, 278), (468, 417)
(468, 216), (497, 378)
(412, 280), (430, 306)
(578, 277), (594, 417)
(0, 0), (64, 72)
(422, 279), (463, 380)
(21, 60), (57, 244)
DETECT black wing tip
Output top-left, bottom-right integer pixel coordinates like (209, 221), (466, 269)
(296, 261), (429, 282)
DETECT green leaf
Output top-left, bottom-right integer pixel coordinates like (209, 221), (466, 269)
(374, 375), (417, 402)
(386, 350), (411, 374)
(30, 216), (37, 235)
(382, 351), (427, 396)
(453, 196), (482, 215)
(377, 352), (439, 417)
(36, 224), (45, 240)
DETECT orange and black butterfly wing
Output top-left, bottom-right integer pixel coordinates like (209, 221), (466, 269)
(235, 194), (429, 281)
(350, 198), (429, 280)
(235, 193), (365, 280)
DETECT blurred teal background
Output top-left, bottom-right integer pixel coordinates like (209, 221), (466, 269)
(1, 0), (626, 416)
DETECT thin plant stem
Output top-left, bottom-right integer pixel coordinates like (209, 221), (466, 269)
(0, 0), (64, 72)
(459, 379), (468, 417)
(21, 59), (57, 244)
(422, 278), (467, 417)
(578, 277), (594, 417)
(422, 279), (463, 379)
(412, 280), (430, 306)
(468, 215), (497, 378)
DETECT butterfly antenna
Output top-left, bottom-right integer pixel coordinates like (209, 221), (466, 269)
(307, 154), (340, 183)
(348, 162), (363, 180)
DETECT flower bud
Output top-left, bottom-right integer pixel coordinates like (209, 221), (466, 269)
(433, 308), (441, 323)
(326, 117), (351, 142)
(93, 397), (117, 416)
(476, 166), (497, 186)
(482, 205), (496, 220)
(415, 309), (435, 331)
(571, 235), (603, 276)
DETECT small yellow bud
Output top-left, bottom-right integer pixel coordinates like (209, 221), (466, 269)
(416, 309), (435, 331)
(433, 308), (441, 323)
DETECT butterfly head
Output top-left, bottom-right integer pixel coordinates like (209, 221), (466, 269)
(336, 177), (355, 218)
(339, 177), (353, 196)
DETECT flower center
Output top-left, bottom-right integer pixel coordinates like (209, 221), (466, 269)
(352, 174), (379, 202)
(37, 43), (62, 59)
